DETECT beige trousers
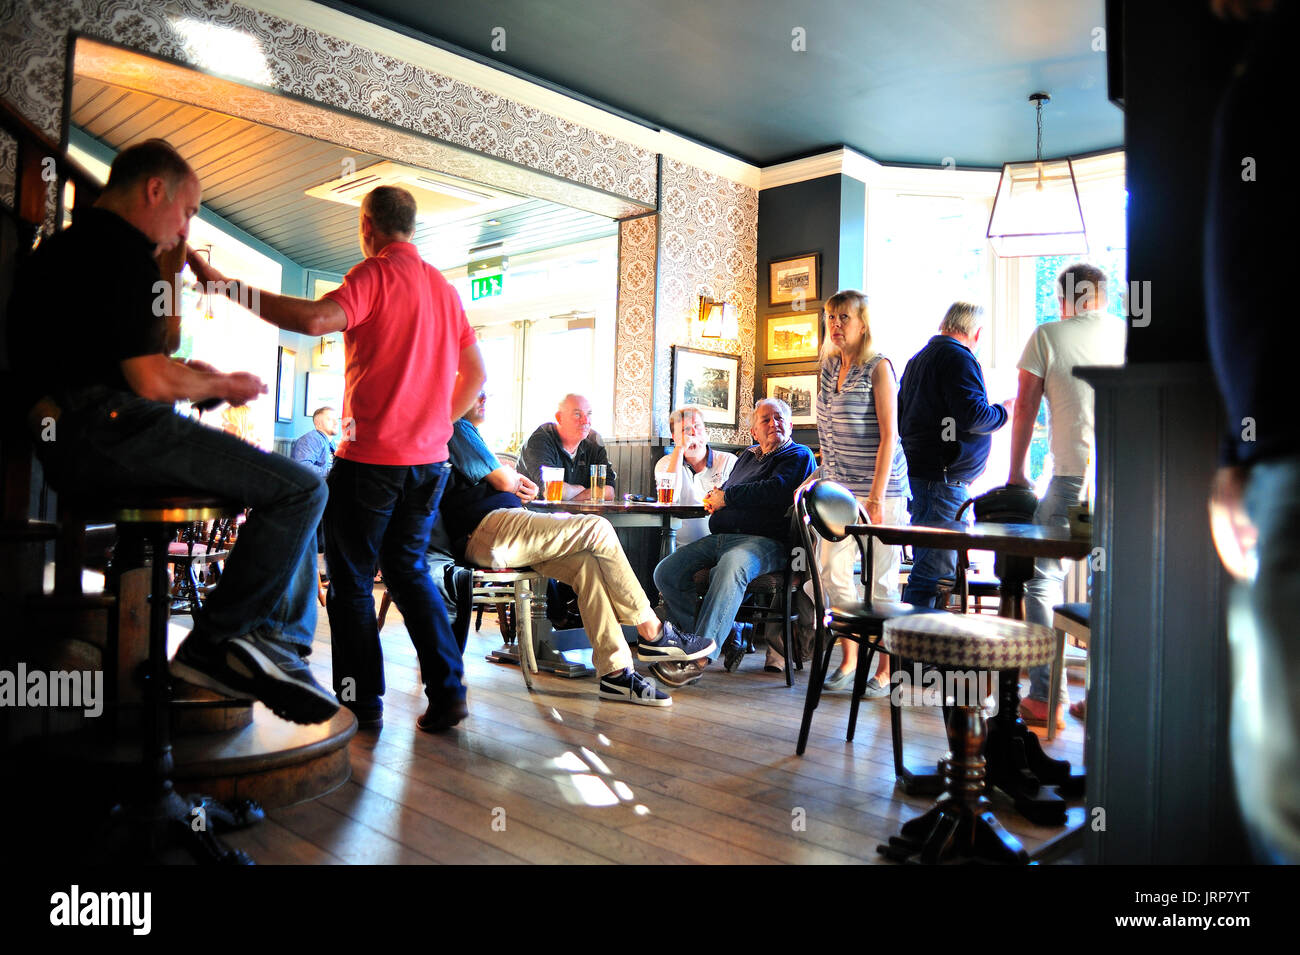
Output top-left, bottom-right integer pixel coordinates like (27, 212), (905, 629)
(808, 495), (907, 608)
(465, 510), (651, 677)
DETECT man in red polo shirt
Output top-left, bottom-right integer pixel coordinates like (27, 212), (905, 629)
(189, 186), (485, 732)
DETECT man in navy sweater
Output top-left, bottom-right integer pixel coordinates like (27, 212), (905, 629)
(897, 303), (1011, 608)
(652, 398), (815, 687)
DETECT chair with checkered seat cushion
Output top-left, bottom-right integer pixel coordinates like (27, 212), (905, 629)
(878, 612), (1054, 864)
(792, 480), (942, 756)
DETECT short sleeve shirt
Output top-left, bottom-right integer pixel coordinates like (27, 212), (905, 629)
(1017, 310), (1127, 476)
(324, 242), (476, 465)
(7, 207), (165, 409)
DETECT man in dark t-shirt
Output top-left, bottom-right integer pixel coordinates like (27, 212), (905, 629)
(5, 139), (336, 725)
(443, 408), (713, 706)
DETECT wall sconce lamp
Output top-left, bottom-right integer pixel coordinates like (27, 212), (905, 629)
(318, 337), (341, 368)
(698, 295), (738, 339)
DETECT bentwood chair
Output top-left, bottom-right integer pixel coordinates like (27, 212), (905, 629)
(792, 480), (940, 761)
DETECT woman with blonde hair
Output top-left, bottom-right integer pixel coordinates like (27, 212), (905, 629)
(811, 289), (908, 694)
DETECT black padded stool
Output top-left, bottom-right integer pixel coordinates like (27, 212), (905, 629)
(877, 612), (1054, 865)
(69, 493), (258, 864)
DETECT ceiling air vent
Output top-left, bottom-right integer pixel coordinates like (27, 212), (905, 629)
(305, 161), (519, 222)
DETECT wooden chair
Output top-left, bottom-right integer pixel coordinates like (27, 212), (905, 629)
(693, 562), (801, 686)
(167, 516), (238, 616)
(1047, 602), (1090, 741)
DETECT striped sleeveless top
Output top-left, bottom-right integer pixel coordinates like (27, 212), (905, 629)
(817, 352), (909, 499)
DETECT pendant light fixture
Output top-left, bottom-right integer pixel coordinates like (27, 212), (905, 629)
(986, 92), (1088, 257)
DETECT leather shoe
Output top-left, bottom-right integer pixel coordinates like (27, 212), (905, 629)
(417, 697), (469, 733)
(1018, 696), (1066, 731)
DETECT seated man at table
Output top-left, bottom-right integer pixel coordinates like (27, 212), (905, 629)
(443, 401), (714, 706)
(651, 398), (815, 687)
(654, 405), (737, 546)
(4, 139), (336, 724)
(519, 393), (616, 500)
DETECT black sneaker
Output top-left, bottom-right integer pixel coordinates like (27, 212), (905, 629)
(649, 658), (708, 688)
(637, 620), (716, 662)
(171, 632), (256, 701)
(598, 669), (672, 707)
(223, 632), (340, 725)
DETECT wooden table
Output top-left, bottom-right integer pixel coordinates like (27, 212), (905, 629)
(847, 521), (1092, 827)
(527, 499), (708, 558)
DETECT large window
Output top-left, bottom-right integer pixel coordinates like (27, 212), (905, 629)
(863, 152), (1127, 496)
(451, 237), (618, 455)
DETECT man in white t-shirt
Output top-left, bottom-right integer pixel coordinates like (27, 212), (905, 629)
(1008, 263), (1126, 729)
(654, 406), (737, 545)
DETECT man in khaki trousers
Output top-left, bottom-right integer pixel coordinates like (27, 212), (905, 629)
(440, 405), (713, 706)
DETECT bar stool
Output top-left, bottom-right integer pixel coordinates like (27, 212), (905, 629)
(1047, 602), (1090, 741)
(877, 611), (1054, 865)
(67, 492), (256, 864)
(377, 564), (545, 689)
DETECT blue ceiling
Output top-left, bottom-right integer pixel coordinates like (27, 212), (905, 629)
(322, 0), (1123, 168)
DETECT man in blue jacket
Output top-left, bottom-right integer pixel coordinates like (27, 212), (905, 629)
(652, 398), (815, 687)
(897, 303), (1011, 608)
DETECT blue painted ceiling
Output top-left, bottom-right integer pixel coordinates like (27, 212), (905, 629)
(322, 0), (1123, 168)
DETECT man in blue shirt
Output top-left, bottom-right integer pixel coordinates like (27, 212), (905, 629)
(652, 398), (815, 687)
(897, 303), (1011, 608)
(291, 406), (337, 479)
(442, 402), (713, 707)
(292, 405), (337, 560)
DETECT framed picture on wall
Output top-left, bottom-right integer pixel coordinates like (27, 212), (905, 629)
(304, 371), (345, 419)
(764, 372), (818, 427)
(275, 347), (296, 423)
(765, 312), (820, 363)
(671, 346), (739, 429)
(768, 252), (820, 307)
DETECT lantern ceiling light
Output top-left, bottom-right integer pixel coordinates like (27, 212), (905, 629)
(986, 92), (1089, 258)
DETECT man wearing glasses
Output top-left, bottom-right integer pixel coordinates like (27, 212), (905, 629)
(653, 405), (737, 545)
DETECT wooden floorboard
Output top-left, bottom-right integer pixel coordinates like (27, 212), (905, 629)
(229, 590), (1087, 864)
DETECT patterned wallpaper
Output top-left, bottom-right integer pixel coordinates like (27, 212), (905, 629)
(0, 131), (13, 207)
(653, 158), (760, 447)
(0, 0), (656, 207)
(614, 214), (657, 439)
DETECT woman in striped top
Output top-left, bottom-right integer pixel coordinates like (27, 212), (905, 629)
(813, 289), (909, 694)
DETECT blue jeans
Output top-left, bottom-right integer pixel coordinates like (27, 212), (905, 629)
(900, 476), (971, 608)
(653, 533), (789, 659)
(324, 458), (461, 710)
(1026, 475), (1086, 703)
(37, 388), (325, 652)
(1235, 456), (1300, 862)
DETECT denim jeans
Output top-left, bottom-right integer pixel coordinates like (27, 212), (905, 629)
(900, 477), (972, 608)
(1235, 456), (1300, 862)
(1026, 474), (1086, 703)
(37, 388), (325, 652)
(653, 532), (789, 659)
(324, 458), (461, 710)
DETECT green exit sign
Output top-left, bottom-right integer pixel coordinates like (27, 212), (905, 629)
(471, 273), (504, 300)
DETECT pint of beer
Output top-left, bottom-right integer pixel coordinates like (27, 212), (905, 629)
(656, 474), (675, 504)
(541, 467), (564, 502)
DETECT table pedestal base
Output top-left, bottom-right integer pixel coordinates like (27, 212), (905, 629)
(487, 641), (595, 678)
(880, 704), (1028, 865)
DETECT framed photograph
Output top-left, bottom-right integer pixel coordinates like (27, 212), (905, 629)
(304, 371), (345, 418)
(671, 346), (739, 429)
(275, 347), (296, 423)
(768, 252), (820, 307)
(765, 312), (820, 363)
(764, 372), (818, 427)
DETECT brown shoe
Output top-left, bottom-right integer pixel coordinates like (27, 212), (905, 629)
(417, 697), (468, 733)
(1069, 698), (1087, 720)
(1018, 696), (1066, 731)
